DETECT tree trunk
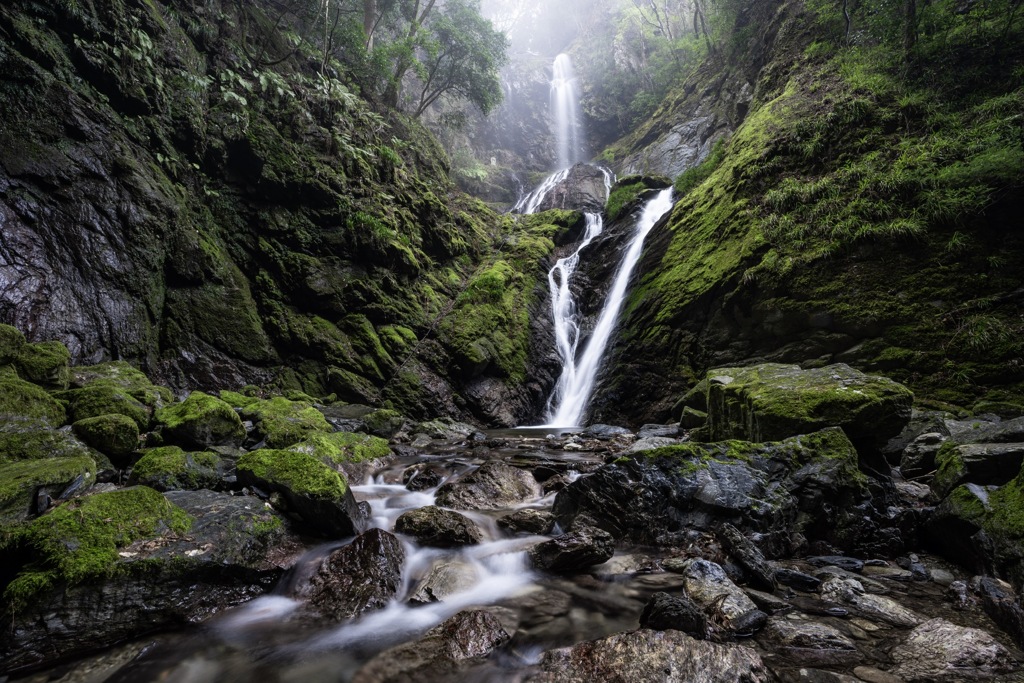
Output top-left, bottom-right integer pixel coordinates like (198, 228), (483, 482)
(903, 0), (918, 60)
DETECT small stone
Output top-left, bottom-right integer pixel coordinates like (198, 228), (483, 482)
(395, 506), (482, 548)
(528, 526), (614, 573)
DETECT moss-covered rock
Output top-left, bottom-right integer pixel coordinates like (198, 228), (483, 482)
(0, 417), (98, 464)
(236, 449), (365, 537)
(155, 391), (245, 449)
(0, 324), (26, 365)
(72, 414), (139, 462)
(1, 486), (193, 612)
(932, 442), (1024, 499)
(240, 396), (331, 448)
(0, 455), (96, 526)
(288, 431), (391, 466)
(15, 340), (71, 391)
(64, 385), (151, 431)
(363, 408), (406, 439)
(129, 446), (222, 491)
(705, 363), (913, 455)
(71, 361), (174, 411)
(0, 370), (66, 425)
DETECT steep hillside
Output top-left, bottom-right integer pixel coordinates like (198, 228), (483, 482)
(589, 0), (1024, 425)
(0, 0), (559, 425)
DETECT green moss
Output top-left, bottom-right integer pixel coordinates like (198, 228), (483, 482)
(3, 487), (193, 612)
(933, 441), (966, 496)
(240, 396), (330, 448)
(71, 362), (174, 411)
(363, 408), (404, 437)
(606, 182), (646, 221)
(155, 391), (245, 448)
(289, 431), (391, 468)
(0, 373), (66, 425)
(15, 340), (71, 391)
(129, 446), (221, 491)
(237, 449), (347, 497)
(64, 385), (151, 431)
(0, 418), (96, 464)
(72, 414), (139, 458)
(0, 324), (26, 365)
(0, 456), (96, 524)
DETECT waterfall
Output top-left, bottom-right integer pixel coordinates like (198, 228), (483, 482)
(544, 188), (675, 427)
(551, 54), (583, 170)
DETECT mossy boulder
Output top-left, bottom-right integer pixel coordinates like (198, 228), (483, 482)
(932, 442), (1024, 498)
(72, 414), (140, 463)
(218, 389), (261, 409)
(0, 417), (99, 464)
(363, 408), (406, 439)
(0, 456), (96, 526)
(240, 396), (331, 448)
(128, 447), (223, 491)
(155, 391), (246, 449)
(64, 385), (151, 431)
(0, 324), (26, 365)
(236, 449), (365, 537)
(1, 487), (193, 614)
(1, 488), (292, 672)
(0, 370), (67, 425)
(15, 341), (71, 391)
(705, 363), (913, 457)
(70, 361), (174, 411)
(552, 428), (877, 554)
(287, 431), (392, 482)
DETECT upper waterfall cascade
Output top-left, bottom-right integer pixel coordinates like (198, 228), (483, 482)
(551, 54), (584, 170)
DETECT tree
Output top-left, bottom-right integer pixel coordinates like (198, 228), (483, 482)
(410, 0), (508, 116)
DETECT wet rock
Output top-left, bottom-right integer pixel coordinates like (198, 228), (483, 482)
(304, 528), (405, 621)
(776, 568), (822, 592)
(581, 424), (633, 440)
(435, 460), (540, 510)
(900, 432), (947, 479)
(932, 442), (1024, 497)
(808, 556), (864, 573)
(812, 566), (888, 594)
(409, 560), (479, 604)
(236, 449), (365, 537)
(637, 424), (681, 439)
(527, 629), (773, 682)
(704, 363), (913, 457)
(402, 462), (445, 491)
(0, 488), (293, 673)
(971, 576), (1024, 648)
(759, 617), (858, 666)
(552, 427), (872, 552)
(155, 391), (245, 449)
(498, 508), (555, 535)
(890, 617), (1017, 681)
(529, 526), (614, 573)
(352, 609), (510, 683)
(127, 446), (222, 492)
(948, 580), (975, 609)
(819, 576), (922, 627)
(680, 559), (762, 633)
(745, 588), (791, 613)
(394, 506), (482, 547)
(413, 417), (479, 441)
(720, 523), (777, 591)
(624, 436), (681, 453)
(954, 416), (1024, 445)
(525, 164), (610, 213)
(638, 591), (707, 637)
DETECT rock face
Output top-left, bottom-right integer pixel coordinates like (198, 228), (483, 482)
(527, 629), (773, 683)
(526, 164), (610, 214)
(704, 364), (913, 458)
(0, 488), (293, 674)
(303, 528), (405, 621)
(551, 428), (874, 553)
(435, 460), (540, 510)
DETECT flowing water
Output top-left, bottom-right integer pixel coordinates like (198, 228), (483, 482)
(551, 54), (583, 170)
(544, 189), (675, 427)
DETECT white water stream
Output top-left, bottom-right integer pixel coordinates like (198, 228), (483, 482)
(551, 54), (583, 169)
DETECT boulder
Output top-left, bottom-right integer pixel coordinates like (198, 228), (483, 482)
(240, 396), (331, 448)
(0, 323), (26, 365)
(819, 576), (922, 627)
(900, 432), (947, 479)
(498, 508), (555, 535)
(527, 629), (773, 682)
(0, 488), (292, 674)
(128, 446), (223, 492)
(394, 506), (482, 547)
(0, 417), (97, 464)
(638, 591), (707, 637)
(972, 576), (1024, 649)
(302, 528), (404, 621)
(528, 526), (615, 573)
(71, 414), (139, 463)
(64, 384), (150, 430)
(403, 462), (445, 491)
(236, 449), (365, 537)
(704, 363), (913, 459)
(890, 617), (1017, 681)
(524, 164), (610, 214)
(0, 455), (96, 525)
(287, 430), (392, 483)
(759, 617), (858, 666)
(15, 340), (71, 391)
(719, 523), (777, 591)
(932, 441), (1024, 497)
(155, 391), (245, 448)
(678, 559), (764, 634)
(409, 560), (480, 604)
(435, 460), (540, 510)
(0, 370), (66, 425)
(552, 428), (872, 553)
(352, 609), (510, 683)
